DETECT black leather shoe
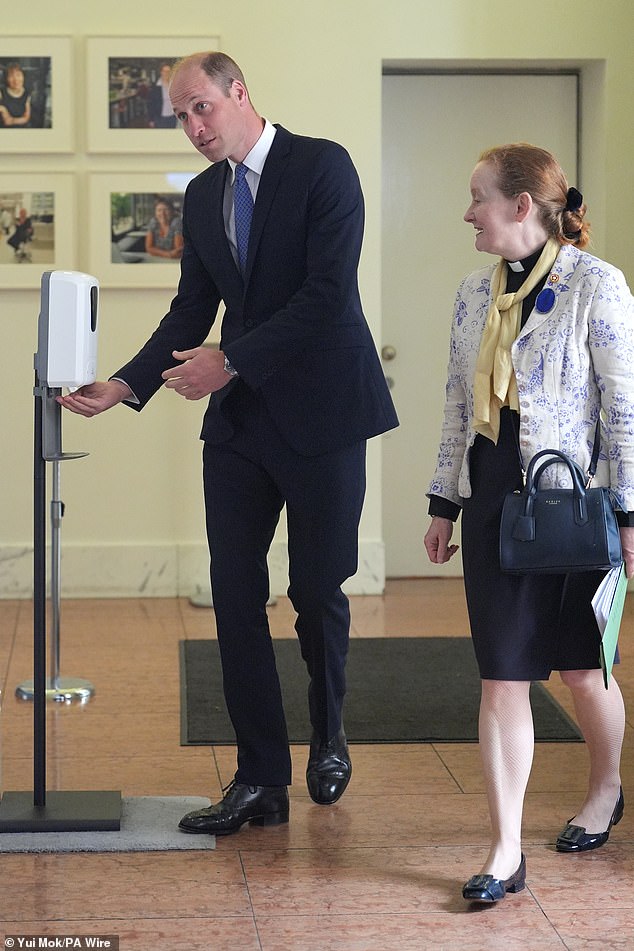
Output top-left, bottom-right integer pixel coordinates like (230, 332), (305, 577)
(462, 854), (526, 904)
(556, 787), (624, 853)
(178, 781), (289, 836)
(306, 728), (352, 805)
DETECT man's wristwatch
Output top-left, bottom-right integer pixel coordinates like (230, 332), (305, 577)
(223, 355), (238, 377)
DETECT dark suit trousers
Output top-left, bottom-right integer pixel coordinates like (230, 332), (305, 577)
(202, 388), (366, 787)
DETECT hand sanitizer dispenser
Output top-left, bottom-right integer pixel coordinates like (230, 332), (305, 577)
(36, 270), (99, 389)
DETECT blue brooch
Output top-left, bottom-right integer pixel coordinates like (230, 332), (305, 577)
(535, 287), (556, 314)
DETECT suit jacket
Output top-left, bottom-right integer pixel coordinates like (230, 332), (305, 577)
(115, 125), (398, 456)
(428, 243), (634, 512)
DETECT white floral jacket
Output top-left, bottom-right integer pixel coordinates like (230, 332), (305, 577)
(428, 243), (634, 512)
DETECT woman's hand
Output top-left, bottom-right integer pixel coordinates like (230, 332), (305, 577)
(424, 516), (459, 564)
(619, 526), (634, 578)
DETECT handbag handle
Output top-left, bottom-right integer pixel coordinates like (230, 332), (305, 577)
(513, 419), (601, 486)
(523, 449), (590, 527)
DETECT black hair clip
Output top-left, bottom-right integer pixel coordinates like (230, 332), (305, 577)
(565, 187), (583, 212)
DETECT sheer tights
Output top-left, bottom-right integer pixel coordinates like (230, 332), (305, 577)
(477, 671), (624, 881)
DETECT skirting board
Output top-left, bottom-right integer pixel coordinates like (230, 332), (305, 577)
(0, 539), (388, 598)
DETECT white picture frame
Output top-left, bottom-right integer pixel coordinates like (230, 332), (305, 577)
(0, 174), (75, 288)
(0, 37), (73, 152)
(86, 36), (220, 153)
(89, 171), (200, 287)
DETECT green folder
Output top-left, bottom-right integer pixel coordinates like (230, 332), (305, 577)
(592, 563), (627, 689)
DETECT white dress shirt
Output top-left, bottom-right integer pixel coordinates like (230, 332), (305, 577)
(112, 121), (278, 402)
(223, 118), (277, 267)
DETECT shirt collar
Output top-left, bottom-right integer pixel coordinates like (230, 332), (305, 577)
(228, 119), (277, 178)
(506, 245), (546, 274)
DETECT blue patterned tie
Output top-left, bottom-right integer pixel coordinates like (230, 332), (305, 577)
(234, 163), (253, 273)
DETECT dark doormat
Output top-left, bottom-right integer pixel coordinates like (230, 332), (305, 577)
(179, 637), (583, 745)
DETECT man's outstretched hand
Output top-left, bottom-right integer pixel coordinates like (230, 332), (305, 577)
(56, 379), (133, 417)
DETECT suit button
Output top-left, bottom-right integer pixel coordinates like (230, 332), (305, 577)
(244, 319), (254, 328)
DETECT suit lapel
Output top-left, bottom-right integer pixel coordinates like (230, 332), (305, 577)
(243, 126), (292, 284)
(206, 161), (238, 275)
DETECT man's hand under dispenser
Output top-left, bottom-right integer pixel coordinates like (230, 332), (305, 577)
(56, 379), (133, 417)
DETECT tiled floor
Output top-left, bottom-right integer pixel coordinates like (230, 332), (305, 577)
(0, 578), (632, 950)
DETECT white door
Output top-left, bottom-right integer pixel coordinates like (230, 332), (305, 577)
(381, 72), (578, 577)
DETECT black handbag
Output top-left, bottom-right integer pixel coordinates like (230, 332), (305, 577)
(499, 433), (622, 574)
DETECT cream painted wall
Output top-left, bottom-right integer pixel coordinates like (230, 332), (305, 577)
(2, 0), (633, 596)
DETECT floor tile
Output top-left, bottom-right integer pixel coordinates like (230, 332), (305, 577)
(256, 909), (565, 951)
(0, 852), (250, 920)
(240, 844), (544, 916)
(0, 580), (631, 948)
(0, 919), (261, 951)
(212, 742), (462, 798)
(546, 909), (634, 950)
(1, 749), (221, 798)
(523, 844), (634, 913)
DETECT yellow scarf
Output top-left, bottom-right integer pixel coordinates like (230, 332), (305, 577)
(472, 237), (560, 443)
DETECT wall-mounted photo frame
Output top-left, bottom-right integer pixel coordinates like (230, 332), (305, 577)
(86, 36), (220, 152)
(0, 37), (72, 152)
(89, 171), (200, 287)
(0, 174), (75, 288)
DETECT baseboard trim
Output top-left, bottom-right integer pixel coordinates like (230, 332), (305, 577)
(0, 540), (387, 598)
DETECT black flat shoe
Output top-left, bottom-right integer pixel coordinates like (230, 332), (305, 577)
(178, 780), (289, 836)
(556, 787), (624, 853)
(462, 854), (526, 904)
(306, 728), (352, 805)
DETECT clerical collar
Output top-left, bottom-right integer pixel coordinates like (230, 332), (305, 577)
(506, 246), (546, 273)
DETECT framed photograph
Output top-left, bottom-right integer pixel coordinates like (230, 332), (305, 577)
(86, 36), (219, 152)
(0, 174), (75, 288)
(0, 37), (72, 152)
(89, 171), (200, 287)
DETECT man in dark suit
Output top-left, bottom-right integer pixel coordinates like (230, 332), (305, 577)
(58, 52), (398, 835)
(146, 63), (177, 128)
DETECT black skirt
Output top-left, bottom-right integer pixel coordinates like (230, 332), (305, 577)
(461, 408), (607, 680)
